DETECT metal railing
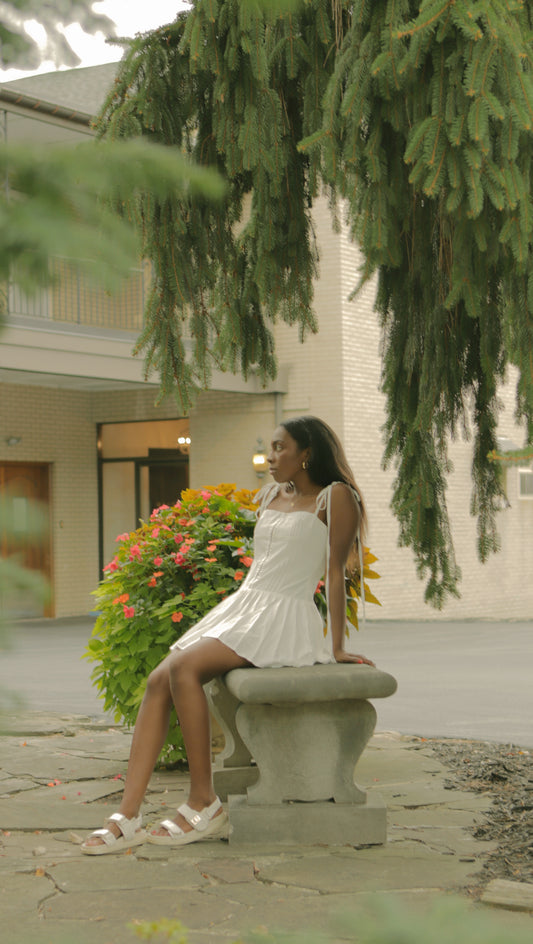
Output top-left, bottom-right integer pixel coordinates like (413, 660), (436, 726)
(7, 256), (149, 333)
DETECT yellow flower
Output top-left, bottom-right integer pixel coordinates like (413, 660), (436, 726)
(232, 488), (260, 509)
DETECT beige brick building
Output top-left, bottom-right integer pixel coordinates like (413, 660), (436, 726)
(1, 65), (531, 621)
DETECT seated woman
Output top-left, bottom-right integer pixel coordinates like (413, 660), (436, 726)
(82, 415), (374, 854)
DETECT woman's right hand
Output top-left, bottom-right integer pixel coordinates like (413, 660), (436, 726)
(334, 649), (375, 667)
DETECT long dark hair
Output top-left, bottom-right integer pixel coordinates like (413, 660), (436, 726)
(281, 415), (368, 556)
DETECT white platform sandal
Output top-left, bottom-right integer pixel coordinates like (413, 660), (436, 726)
(81, 812), (146, 855)
(148, 797), (228, 846)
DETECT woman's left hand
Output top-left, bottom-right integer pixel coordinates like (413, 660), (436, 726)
(334, 650), (375, 667)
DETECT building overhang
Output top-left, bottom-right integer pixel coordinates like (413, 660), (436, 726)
(0, 319), (288, 396)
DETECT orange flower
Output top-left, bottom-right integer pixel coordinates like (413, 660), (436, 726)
(153, 571), (164, 578)
(233, 570), (244, 581)
(171, 611), (184, 623)
(119, 593), (129, 604)
(147, 577), (157, 587)
(205, 557), (218, 563)
(240, 556), (253, 568)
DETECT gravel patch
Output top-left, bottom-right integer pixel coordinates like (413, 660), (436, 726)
(430, 739), (533, 890)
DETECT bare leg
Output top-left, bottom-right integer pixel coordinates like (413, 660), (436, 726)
(82, 657), (174, 847)
(84, 639), (250, 845)
(151, 638), (251, 836)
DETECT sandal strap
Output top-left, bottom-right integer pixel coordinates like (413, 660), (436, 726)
(106, 811), (142, 841)
(89, 827), (117, 846)
(158, 818), (186, 838)
(178, 797), (222, 833)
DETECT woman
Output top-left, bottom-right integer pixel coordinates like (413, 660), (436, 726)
(82, 416), (374, 854)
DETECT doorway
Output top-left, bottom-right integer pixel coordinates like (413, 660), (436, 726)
(98, 419), (190, 572)
(0, 462), (53, 617)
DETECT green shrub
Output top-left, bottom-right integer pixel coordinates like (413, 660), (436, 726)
(86, 485), (258, 765)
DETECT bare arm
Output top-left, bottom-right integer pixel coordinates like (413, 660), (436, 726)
(327, 484), (375, 666)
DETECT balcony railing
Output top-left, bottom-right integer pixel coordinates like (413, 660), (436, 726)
(8, 256), (149, 333)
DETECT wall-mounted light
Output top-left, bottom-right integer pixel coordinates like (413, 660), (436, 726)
(177, 436), (191, 455)
(5, 436), (22, 446)
(252, 438), (269, 478)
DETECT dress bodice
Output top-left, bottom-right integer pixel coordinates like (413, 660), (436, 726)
(244, 509), (327, 600)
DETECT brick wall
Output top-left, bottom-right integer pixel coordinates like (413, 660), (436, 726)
(336, 222), (532, 620)
(189, 390), (276, 492)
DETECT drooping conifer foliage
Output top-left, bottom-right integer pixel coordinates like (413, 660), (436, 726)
(96, 0), (533, 606)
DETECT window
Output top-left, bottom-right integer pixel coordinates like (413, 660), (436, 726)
(518, 467), (533, 500)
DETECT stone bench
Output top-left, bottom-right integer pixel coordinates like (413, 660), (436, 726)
(206, 663), (397, 846)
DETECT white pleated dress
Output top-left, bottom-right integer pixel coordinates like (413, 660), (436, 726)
(170, 483), (336, 667)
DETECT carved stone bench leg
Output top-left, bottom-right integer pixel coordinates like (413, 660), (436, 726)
(235, 699), (376, 805)
(227, 696), (387, 845)
(205, 677), (258, 800)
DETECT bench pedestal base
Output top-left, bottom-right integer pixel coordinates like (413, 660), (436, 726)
(228, 793), (387, 846)
(213, 762), (258, 799)
(206, 665), (397, 847)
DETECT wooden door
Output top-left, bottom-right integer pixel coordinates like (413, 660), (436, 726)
(0, 462), (53, 617)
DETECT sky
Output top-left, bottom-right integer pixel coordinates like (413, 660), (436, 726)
(0, 1), (191, 81)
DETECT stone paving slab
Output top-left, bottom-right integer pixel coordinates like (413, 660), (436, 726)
(1, 712), (116, 737)
(355, 744), (448, 783)
(0, 744), (125, 781)
(0, 776), (41, 796)
(2, 721), (530, 944)
(366, 782), (483, 809)
(49, 856), (210, 893)
(254, 845), (478, 894)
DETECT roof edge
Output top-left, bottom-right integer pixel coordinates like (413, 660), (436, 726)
(0, 87), (92, 126)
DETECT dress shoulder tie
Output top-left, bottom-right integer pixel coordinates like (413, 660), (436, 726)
(255, 483), (281, 517)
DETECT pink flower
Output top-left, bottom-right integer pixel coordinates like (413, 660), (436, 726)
(174, 533), (183, 544)
(178, 518), (189, 525)
(152, 528), (160, 539)
(171, 611), (183, 623)
(123, 605), (135, 618)
(174, 554), (185, 567)
(202, 506), (210, 513)
(129, 544), (142, 561)
(207, 542), (218, 551)
(200, 490), (211, 500)
(224, 524), (233, 532)
(234, 570), (244, 582)
(153, 556), (163, 566)
(115, 533), (129, 543)
(104, 557), (119, 572)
